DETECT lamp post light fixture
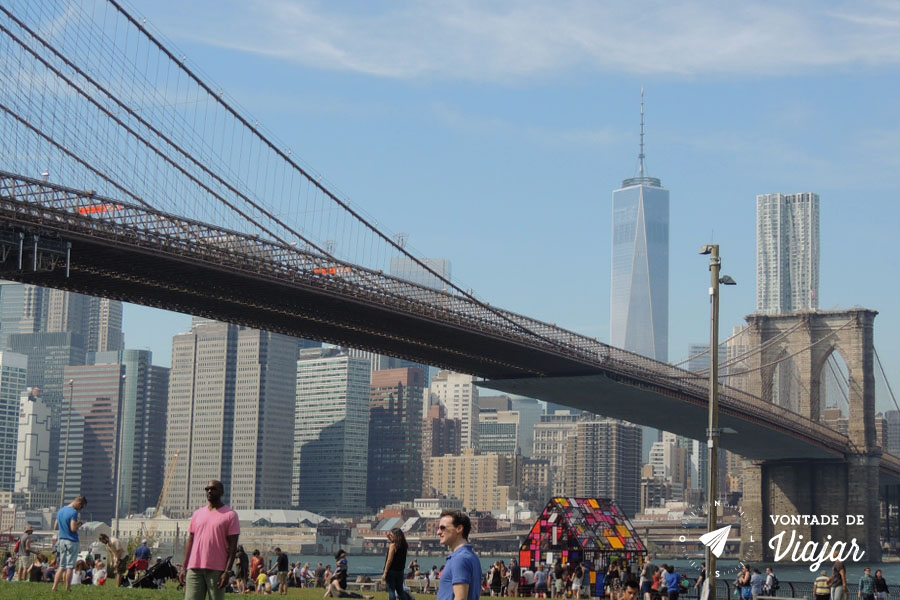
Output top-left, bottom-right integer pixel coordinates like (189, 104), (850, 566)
(698, 244), (736, 600)
(59, 379), (74, 508)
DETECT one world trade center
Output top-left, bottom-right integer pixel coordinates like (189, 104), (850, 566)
(610, 91), (669, 362)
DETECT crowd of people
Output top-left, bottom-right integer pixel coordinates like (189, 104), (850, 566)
(814, 562), (892, 600)
(2, 495), (159, 590)
(176, 482), (483, 600)
(8, 485), (895, 600)
(483, 558), (595, 598)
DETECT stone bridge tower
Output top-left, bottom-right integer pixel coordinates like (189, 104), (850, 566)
(740, 309), (880, 562)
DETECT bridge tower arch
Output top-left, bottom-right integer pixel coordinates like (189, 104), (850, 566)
(742, 309), (881, 562)
(746, 309), (878, 448)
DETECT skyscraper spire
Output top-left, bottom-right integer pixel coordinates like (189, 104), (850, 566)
(639, 87), (645, 177)
(622, 87), (660, 188)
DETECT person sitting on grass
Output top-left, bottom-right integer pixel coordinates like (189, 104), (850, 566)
(70, 560), (87, 586)
(28, 553), (45, 582)
(93, 559), (108, 586)
(324, 550), (374, 600)
(44, 558), (58, 583)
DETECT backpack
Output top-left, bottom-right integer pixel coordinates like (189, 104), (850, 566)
(771, 575), (779, 591)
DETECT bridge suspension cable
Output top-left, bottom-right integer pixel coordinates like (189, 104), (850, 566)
(0, 0), (576, 353)
(824, 353), (851, 408)
(875, 347), (900, 415)
(670, 325), (750, 368)
(687, 320), (806, 377)
(673, 318), (855, 380)
(0, 2), (875, 461)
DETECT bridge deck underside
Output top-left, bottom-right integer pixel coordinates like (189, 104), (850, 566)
(482, 375), (841, 461)
(0, 222), (600, 380)
(482, 375), (900, 483)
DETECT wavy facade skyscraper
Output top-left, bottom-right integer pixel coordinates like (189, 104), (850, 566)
(756, 192), (820, 314)
(610, 92), (669, 362)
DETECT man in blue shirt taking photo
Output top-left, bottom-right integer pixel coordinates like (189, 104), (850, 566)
(51, 495), (87, 592)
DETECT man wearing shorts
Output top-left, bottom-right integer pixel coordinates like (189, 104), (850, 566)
(534, 564), (549, 598)
(99, 533), (129, 587)
(272, 547), (290, 595)
(180, 480), (240, 600)
(15, 525), (35, 581)
(51, 495), (87, 592)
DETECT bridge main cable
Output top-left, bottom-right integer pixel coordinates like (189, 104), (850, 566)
(99, 0), (573, 351)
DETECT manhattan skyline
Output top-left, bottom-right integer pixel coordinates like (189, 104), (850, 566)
(115, 1), (900, 403)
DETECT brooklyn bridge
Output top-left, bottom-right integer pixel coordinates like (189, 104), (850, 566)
(0, 0), (896, 561)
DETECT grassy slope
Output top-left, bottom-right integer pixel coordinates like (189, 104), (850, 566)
(0, 582), (439, 600)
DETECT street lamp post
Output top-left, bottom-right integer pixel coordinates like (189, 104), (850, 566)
(59, 379), (74, 509)
(114, 372), (126, 537)
(699, 244), (736, 600)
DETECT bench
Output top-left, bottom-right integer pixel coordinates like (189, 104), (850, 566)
(407, 578), (439, 593)
(346, 581), (380, 592)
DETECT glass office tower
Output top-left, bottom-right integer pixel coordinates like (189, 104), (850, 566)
(610, 176), (669, 362)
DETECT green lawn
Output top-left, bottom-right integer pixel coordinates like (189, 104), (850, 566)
(0, 582), (439, 600)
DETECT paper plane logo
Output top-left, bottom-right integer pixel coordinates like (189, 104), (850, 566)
(699, 525), (732, 558)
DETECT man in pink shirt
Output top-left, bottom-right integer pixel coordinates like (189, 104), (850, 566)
(179, 480), (240, 600)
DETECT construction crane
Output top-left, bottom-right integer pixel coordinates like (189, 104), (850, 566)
(145, 450), (179, 546)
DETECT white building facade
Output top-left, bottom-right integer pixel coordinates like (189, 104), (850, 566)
(756, 192), (820, 314)
(430, 371), (479, 451)
(15, 387), (51, 493)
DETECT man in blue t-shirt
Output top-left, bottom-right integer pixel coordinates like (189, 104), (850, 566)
(135, 539), (152, 575)
(51, 495), (87, 592)
(665, 566), (681, 600)
(437, 510), (482, 600)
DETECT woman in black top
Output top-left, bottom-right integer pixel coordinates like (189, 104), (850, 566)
(235, 545), (249, 594)
(28, 554), (44, 582)
(874, 570), (889, 600)
(381, 529), (410, 600)
(489, 561), (503, 597)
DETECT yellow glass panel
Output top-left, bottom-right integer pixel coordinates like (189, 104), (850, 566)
(616, 526), (632, 538)
(607, 536), (625, 550)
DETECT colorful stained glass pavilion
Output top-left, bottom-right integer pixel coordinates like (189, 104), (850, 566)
(519, 497), (646, 573)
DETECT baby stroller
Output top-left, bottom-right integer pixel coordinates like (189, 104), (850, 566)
(132, 556), (179, 589)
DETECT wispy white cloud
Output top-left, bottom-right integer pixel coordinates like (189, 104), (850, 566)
(157, 0), (900, 81)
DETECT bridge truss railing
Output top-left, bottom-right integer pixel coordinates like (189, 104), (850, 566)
(0, 170), (850, 454)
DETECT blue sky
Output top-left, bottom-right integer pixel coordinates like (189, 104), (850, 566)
(122, 0), (900, 408)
